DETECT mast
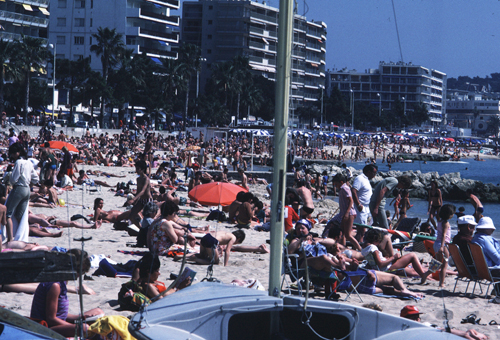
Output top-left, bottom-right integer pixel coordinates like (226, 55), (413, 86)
(268, 0), (293, 298)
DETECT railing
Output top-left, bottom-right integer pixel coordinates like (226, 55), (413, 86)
(141, 9), (179, 25)
(250, 12), (278, 24)
(139, 28), (178, 41)
(249, 26), (277, 38)
(146, 0), (179, 8)
(15, 0), (50, 6)
(0, 31), (47, 44)
(249, 40), (276, 52)
(0, 10), (48, 26)
(140, 46), (177, 58)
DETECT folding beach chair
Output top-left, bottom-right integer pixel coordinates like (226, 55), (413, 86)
(447, 244), (481, 296)
(468, 243), (500, 298)
(307, 267), (367, 302)
(281, 242), (306, 296)
(83, 179), (102, 194)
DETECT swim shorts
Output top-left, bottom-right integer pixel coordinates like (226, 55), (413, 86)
(357, 270), (377, 295)
(200, 233), (219, 249)
(301, 206), (314, 215)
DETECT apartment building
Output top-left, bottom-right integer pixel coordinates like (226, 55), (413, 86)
(181, 0), (327, 111)
(446, 89), (500, 133)
(49, 0), (180, 71)
(0, 0), (49, 43)
(327, 61), (446, 124)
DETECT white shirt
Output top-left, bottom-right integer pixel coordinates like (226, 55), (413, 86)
(352, 173), (372, 206)
(10, 159), (39, 187)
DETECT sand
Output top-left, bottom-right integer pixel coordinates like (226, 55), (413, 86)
(1, 160), (499, 339)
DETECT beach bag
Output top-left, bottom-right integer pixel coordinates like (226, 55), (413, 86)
(206, 210), (227, 222)
(118, 280), (150, 311)
(303, 242), (328, 257)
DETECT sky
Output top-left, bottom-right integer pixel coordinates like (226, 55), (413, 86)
(180, 0), (500, 79)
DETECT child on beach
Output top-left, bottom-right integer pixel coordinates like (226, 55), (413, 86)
(434, 204), (456, 288)
(389, 189), (400, 222)
(394, 189), (410, 229)
(332, 173), (360, 251)
(129, 160), (152, 228)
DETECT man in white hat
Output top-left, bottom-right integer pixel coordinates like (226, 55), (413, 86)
(471, 216), (500, 275)
(452, 215), (478, 270)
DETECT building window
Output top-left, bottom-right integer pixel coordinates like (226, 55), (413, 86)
(208, 20), (212, 25)
(56, 53), (66, 59)
(89, 36), (92, 45)
(90, 18), (93, 27)
(208, 34), (212, 39)
(75, 18), (85, 27)
(75, 0), (85, 8)
(207, 49), (211, 54)
(208, 5), (213, 9)
(91, 0), (93, 8)
(74, 54), (83, 61)
(57, 18), (66, 27)
(74, 36), (84, 45)
(56, 36), (65, 44)
(58, 0), (67, 8)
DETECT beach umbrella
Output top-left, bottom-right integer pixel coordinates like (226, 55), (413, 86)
(444, 137), (455, 142)
(188, 182), (248, 207)
(48, 141), (78, 153)
(254, 130), (270, 136)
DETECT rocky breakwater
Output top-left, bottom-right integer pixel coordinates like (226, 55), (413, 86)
(397, 153), (450, 162)
(307, 163), (500, 203)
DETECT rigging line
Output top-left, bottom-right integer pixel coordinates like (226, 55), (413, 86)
(391, 0), (404, 62)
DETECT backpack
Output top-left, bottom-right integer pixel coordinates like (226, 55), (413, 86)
(118, 280), (151, 311)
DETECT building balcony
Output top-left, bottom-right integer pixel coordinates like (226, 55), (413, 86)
(138, 27), (179, 43)
(249, 55), (276, 66)
(140, 46), (177, 58)
(292, 49), (305, 58)
(145, 0), (179, 10)
(13, 0), (49, 7)
(249, 26), (277, 38)
(249, 12), (278, 25)
(140, 9), (179, 26)
(0, 30), (47, 44)
(249, 40), (276, 53)
(0, 10), (48, 27)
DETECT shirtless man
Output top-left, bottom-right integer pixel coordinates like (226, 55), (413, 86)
(129, 160), (152, 228)
(76, 170), (113, 187)
(0, 204), (5, 251)
(166, 188), (201, 208)
(236, 168), (249, 190)
(183, 230), (246, 266)
(466, 189), (483, 222)
(30, 179), (58, 207)
(144, 134), (154, 176)
(296, 179), (314, 219)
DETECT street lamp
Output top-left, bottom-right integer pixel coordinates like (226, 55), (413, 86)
(195, 57), (207, 128)
(402, 96), (406, 115)
(350, 89), (354, 131)
(320, 84), (324, 126)
(377, 93), (381, 116)
(48, 44), (56, 121)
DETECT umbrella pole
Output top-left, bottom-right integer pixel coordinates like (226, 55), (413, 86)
(251, 132), (254, 172)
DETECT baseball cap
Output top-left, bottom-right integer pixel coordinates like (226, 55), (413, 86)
(296, 219), (312, 231)
(476, 216), (496, 230)
(400, 305), (423, 318)
(457, 215), (477, 226)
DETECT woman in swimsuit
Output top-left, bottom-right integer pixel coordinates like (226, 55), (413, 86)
(427, 180), (442, 229)
(93, 198), (130, 223)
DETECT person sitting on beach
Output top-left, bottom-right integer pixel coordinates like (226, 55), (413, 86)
(399, 305), (489, 340)
(466, 189), (483, 223)
(361, 229), (432, 283)
(226, 191), (246, 223)
(181, 230), (245, 267)
(93, 197), (131, 223)
(452, 215), (477, 274)
(235, 192), (255, 229)
(166, 188), (202, 208)
(29, 179), (58, 208)
(30, 249), (104, 337)
(471, 216), (500, 277)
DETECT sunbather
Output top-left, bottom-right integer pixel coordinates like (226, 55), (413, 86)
(93, 197), (131, 223)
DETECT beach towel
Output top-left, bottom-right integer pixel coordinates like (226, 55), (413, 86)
(88, 315), (136, 340)
(93, 259), (137, 278)
(373, 293), (424, 301)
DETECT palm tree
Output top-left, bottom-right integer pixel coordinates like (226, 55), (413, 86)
(90, 27), (125, 125)
(11, 35), (50, 123)
(0, 40), (14, 116)
(177, 43), (201, 130)
(160, 57), (184, 116)
(240, 80), (263, 121)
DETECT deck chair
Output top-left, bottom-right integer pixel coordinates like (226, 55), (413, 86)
(84, 180), (102, 194)
(468, 243), (500, 298)
(447, 244), (481, 296)
(423, 240), (436, 257)
(281, 242), (305, 296)
(307, 267), (367, 302)
(363, 251), (407, 277)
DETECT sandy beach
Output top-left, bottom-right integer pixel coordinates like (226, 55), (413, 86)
(1, 142), (500, 339)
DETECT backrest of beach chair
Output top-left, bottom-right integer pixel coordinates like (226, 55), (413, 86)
(394, 217), (421, 234)
(448, 244), (473, 280)
(423, 240), (436, 257)
(468, 243), (494, 282)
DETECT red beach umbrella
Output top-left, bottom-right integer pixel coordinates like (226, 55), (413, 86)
(188, 182), (248, 207)
(48, 141), (79, 153)
(444, 137), (455, 142)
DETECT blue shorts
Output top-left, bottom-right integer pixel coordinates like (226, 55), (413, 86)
(357, 270), (377, 295)
(50, 165), (57, 170)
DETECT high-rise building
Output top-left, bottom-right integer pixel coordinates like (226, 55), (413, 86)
(181, 0), (327, 112)
(0, 0), (49, 43)
(327, 61), (446, 125)
(49, 0), (180, 71)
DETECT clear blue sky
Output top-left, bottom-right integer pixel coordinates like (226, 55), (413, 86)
(180, 0), (500, 79)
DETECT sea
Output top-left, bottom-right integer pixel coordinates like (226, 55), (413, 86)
(343, 158), (500, 239)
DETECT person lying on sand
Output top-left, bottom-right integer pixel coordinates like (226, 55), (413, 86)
(2, 282), (95, 295)
(93, 197), (131, 223)
(2, 240), (50, 252)
(76, 170), (114, 187)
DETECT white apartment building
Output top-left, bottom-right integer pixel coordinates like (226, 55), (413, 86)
(0, 0), (49, 43)
(446, 90), (500, 134)
(327, 61), (446, 125)
(181, 0), (327, 112)
(49, 0), (180, 71)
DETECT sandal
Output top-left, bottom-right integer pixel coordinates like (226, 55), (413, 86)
(461, 314), (479, 325)
(489, 320), (498, 325)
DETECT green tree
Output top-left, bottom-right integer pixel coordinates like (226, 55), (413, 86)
(90, 27), (125, 125)
(487, 116), (500, 138)
(12, 35), (50, 122)
(240, 80), (263, 121)
(177, 43), (202, 129)
(0, 40), (15, 116)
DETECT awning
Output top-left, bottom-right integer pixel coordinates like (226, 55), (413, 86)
(134, 109), (145, 117)
(150, 57), (161, 64)
(158, 41), (167, 46)
(44, 112), (58, 117)
(22, 4), (33, 11)
(39, 7), (50, 15)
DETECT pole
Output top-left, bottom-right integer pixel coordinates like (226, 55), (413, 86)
(269, 0), (293, 335)
(251, 131), (254, 171)
(350, 90), (354, 131)
(378, 93), (382, 117)
(51, 44), (56, 120)
(320, 86), (324, 126)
